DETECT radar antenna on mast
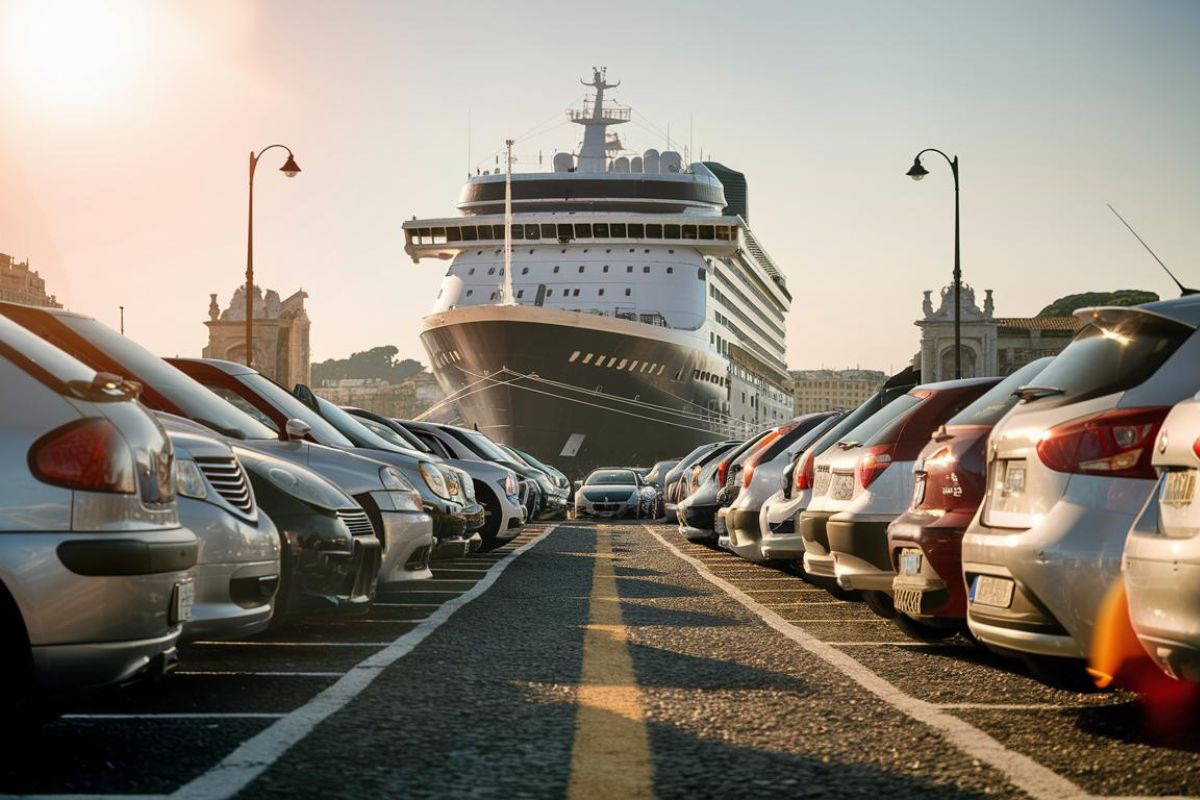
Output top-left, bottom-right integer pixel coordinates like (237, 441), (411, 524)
(1107, 203), (1197, 296)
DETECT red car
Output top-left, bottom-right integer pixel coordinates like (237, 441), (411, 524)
(887, 358), (1053, 637)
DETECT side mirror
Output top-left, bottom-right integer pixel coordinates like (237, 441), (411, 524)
(293, 383), (319, 411)
(285, 418), (312, 442)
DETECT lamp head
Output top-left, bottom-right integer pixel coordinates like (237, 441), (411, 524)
(280, 154), (301, 178)
(906, 158), (928, 181)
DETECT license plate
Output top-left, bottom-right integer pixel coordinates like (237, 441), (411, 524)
(830, 472), (855, 501)
(1162, 470), (1196, 507)
(1002, 462), (1026, 496)
(911, 474), (927, 508)
(899, 548), (923, 576)
(970, 575), (1015, 608)
(173, 578), (195, 624)
(894, 587), (924, 616)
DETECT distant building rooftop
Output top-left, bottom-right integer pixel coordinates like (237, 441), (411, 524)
(996, 317), (1083, 331)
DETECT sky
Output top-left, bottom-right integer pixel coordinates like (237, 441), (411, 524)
(1, 0), (1198, 373)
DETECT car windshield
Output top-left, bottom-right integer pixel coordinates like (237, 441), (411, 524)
(0, 307), (277, 441)
(235, 372), (354, 446)
(311, 395), (423, 457)
(514, 447), (556, 474)
(357, 415), (423, 451)
(948, 358), (1053, 426)
(1017, 315), (1192, 407)
(444, 426), (513, 462)
(586, 470), (637, 485)
(368, 415), (433, 453)
(839, 393), (923, 448)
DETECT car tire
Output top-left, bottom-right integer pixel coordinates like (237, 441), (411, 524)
(266, 534), (293, 633)
(0, 586), (58, 727)
(890, 613), (962, 643)
(862, 590), (899, 619)
(477, 491), (503, 552)
(1021, 655), (1101, 692)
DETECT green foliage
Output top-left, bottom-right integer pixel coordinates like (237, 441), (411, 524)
(311, 345), (424, 385)
(1037, 290), (1159, 317)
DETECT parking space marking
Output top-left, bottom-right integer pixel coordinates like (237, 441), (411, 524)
(166, 525), (555, 800)
(567, 528), (653, 800)
(62, 713), (287, 720)
(174, 671), (344, 678)
(647, 526), (1090, 800)
(190, 641), (394, 647)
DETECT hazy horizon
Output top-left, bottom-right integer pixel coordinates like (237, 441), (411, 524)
(1, 0), (1197, 373)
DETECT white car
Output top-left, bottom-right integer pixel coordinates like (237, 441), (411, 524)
(1124, 392), (1200, 682)
(723, 413), (841, 562)
(962, 299), (1200, 683)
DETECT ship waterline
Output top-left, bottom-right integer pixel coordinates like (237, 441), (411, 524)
(420, 305), (731, 473)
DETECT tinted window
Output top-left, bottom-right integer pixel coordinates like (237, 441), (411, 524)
(0, 307), (276, 441)
(838, 393), (924, 448)
(0, 314), (97, 388)
(1019, 317), (1191, 406)
(443, 426), (512, 462)
(358, 416), (417, 450)
(313, 395), (422, 457)
(235, 373), (354, 446)
(586, 470), (637, 485)
(948, 358), (1053, 426)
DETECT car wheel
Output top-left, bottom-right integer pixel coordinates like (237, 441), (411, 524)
(477, 492), (503, 552)
(0, 588), (57, 727)
(1021, 655), (1101, 692)
(862, 590), (899, 619)
(891, 613), (962, 643)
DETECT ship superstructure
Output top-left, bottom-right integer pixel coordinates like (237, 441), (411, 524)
(404, 69), (792, 474)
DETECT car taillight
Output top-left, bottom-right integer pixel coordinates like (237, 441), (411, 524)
(795, 450), (816, 492)
(30, 418), (137, 494)
(855, 444), (895, 489)
(717, 458), (730, 486)
(1193, 437), (1200, 460)
(1036, 406), (1170, 479)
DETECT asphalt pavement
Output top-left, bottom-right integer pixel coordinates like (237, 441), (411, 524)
(1, 522), (1196, 799)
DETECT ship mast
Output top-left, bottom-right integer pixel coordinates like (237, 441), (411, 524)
(501, 138), (515, 304)
(571, 66), (627, 173)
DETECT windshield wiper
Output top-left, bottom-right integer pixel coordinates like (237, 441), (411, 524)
(192, 418), (247, 440)
(1013, 386), (1066, 402)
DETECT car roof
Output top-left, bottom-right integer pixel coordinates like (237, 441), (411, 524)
(172, 356), (258, 376)
(911, 376), (1000, 393)
(1076, 296), (1200, 329)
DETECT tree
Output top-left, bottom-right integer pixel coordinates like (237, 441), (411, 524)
(1037, 290), (1159, 318)
(311, 346), (425, 385)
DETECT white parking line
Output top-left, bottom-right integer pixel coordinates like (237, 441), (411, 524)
(175, 671), (344, 678)
(167, 525), (556, 800)
(190, 641), (393, 647)
(647, 526), (1091, 800)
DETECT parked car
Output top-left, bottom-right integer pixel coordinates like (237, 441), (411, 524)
(574, 469), (649, 518)
(759, 388), (917, 570)
(664, 442), (736, 514)
(507, 445), (571, 504)
(1123, 392), (1200, 682)
(400, 420), (546, 520)
(156, 413), (281, 641)
(723, 413), (841, 563)
(166, 358), (462, 564)
(642, 458), (679, 517)
(0, 303), (417, 597)
(679, 432), (773, 543)
(888, 359), (1053, 638)
(0, 316), (196, 724)
(498, 443), (570, 519)
(673, 441), (741, 515)
(962, 298), (1200, 684)
(826, 377), (997, 622)
(344, 407), (526, 551)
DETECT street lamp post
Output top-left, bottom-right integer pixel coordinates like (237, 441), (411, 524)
(245, 145), (301, 368)
(906, 149), (961, 379)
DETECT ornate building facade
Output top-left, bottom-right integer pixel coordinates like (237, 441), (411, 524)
(915, 284), (1080, 382)
(791, 369), (887, 414)
(203, 285), (311, 387)
(1, 252), (61, 308)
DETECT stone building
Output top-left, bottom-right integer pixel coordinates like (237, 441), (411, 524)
(203, 285), (311, 387)
(1, 252), (61, 307)
(791, 369), (887, 414)
(915, 284), (1080, 382)
(315, 372), (447, 421)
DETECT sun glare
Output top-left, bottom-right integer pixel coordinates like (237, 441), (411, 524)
(2, 0), (149, 111)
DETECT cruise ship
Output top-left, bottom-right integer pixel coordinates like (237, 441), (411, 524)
(404, 69), (792, 475)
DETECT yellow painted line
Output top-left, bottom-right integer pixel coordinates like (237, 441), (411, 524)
(567, 528), (654, 800)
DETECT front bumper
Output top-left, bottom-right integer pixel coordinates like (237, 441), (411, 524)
(679, 501), (718, 540)
(1125, 529), (1200, 681)
(887, 509), (975, 619)
(828, 515), (895, 591)
(377, 509), (435, 584)
(726, 507), (769, 562)
(274, 511), (383, 613)
(800, 510), (836, 577)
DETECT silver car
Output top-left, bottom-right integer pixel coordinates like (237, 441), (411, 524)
(962, 298), (1200, 682)
(575, 469), (646, 518)
(156, 414), (281, 641)
(1124, 392), (1200, 681)
(0, 316), (196, 723)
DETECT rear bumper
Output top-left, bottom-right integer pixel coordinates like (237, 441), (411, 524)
(828, 516), (894, 591)
(799, 510), (835, 577)
(887, 510), (974, 619)
(966, 617), (1083, 659)
(32, 630), (181, 696)
(727, 507), (768, 562)
(1125, 539), (1200, 681)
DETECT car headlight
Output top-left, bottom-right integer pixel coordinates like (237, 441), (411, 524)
(266, 465), (346, 511)
(377, 465), (423, 511)
(418, 462), (450, 499)
(456, 469), (476, 501)
(175, 459), (207, 500)
(504, 470), (518, 496)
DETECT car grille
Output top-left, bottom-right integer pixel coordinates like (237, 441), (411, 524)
(195, 457), (254, 514)
(337, 509), (376, 538)
(591, 503), (622, 512)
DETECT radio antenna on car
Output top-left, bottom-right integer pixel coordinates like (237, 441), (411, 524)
(1107, 203), (1197, 296)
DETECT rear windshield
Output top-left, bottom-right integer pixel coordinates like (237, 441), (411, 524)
(0, 314), (97, 390)
(949, 358), (1053, 426)
(237, 372), (354, 446)
(694, 442), (737, 469)
(1022, 316), (1191, 406)
(757, 414), (836, 464)
(839, 393), (924, 449)
(313, 394), (423, 457)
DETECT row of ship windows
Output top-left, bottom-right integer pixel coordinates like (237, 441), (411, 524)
(566, 350), (729, 388)
(464, 264), (692, 277)
(432, 349), (463, 367)
(713, 310), (786, 373)
(710, 284), (780, 352)
(460, 287), (635, 300)
(409, 222), (737, 245)
(711, 266), (787, 336)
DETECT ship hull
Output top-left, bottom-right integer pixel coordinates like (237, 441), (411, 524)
(420, 306), (731, 477)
